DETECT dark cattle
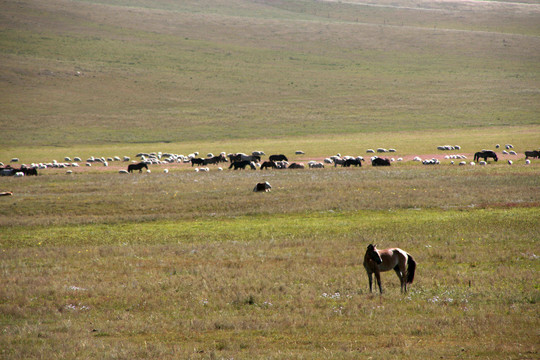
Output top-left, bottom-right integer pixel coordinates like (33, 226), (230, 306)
(343, 159), (362, 167)
(127, 162), (149, 173)
(288, 163), (305, 169)
(525, 150), (540, 159)
(269, 154), (288, 162)
(474, 150), (498, 162)
(228, 153), (260, 163)
(22, 167), (38, 176)
(260, 161), (277, 170)
(0, 168), (16, 176)
(203, 154), (228, 165)
(371, 157), (391, 166)
(191, 158), (205, 167)
(253, 181), (272, 192)
(229, 160), (256, 170)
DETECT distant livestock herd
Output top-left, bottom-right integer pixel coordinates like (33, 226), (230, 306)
(1, 145), (538, 176)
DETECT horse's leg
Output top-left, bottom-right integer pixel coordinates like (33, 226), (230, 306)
(375, 271), (383, 294)
(394, 266), (405, 293)
(367, 272), (373, 293)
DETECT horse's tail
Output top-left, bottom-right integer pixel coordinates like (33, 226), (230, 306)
(406, 254), (416, 284)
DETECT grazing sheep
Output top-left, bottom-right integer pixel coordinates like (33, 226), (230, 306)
(470, 162), (475, 166)
(509, 151), (517, 156)
(218, 167), (223, 171)
(119, 170), (129, 174)
(252, 151), (265, 156)
(64, 157), (72, 162)
(66, 170), (73, 174)
(459, 161), (467, 166)
(495, 144), (500, 149)
(397, 158), (403, 162)
(413, 157), (422, 162)
(525, 159), (531, 165)
(389, 149), (397, 153)
(324, 158), (333, 164)
(74, 157), (82, 162)
(163, 169), (169, 173)
(194, 168), (199, 172)
(507, 160), (513, 165)
(11, 158), (19, 162)
(366, 149), (375, 153)
(0, 191), (13, 196)
(505, 144), (513, 149)
(295, 150), (305, 155)
(479, 161), (487, 166)
(14, 172), (24, 177)
(502, 150), (509, 155)
(377, 148), (388, 153)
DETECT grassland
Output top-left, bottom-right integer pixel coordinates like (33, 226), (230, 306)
(1, 0), (539, 359)
(1, 0), (539, 146)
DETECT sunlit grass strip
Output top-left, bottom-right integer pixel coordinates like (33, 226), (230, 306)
(2, 207), (538, 248)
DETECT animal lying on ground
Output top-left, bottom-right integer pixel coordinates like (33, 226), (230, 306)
(253, 182), (272, 192)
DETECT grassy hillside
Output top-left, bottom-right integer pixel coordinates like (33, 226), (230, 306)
(1, 0), (539, 146)
(1, 1), (539, 359)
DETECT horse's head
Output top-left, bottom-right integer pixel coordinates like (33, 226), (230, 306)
(366, 244), (383, 265)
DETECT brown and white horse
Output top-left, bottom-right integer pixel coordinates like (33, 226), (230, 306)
(363, 244), (416, 294)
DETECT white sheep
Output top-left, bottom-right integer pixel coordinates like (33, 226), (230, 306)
(295, 150), (305, 155)
(525, 159), (531, 165)
(507, 160), (513, 165)
(366, 149), (375, 153)
(509, 151), (517, 156)
(119, 170), (129, 174)
(479, 161), (487, 165)
(163, 169), (169, 174)
(459, 161), (466, 166)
